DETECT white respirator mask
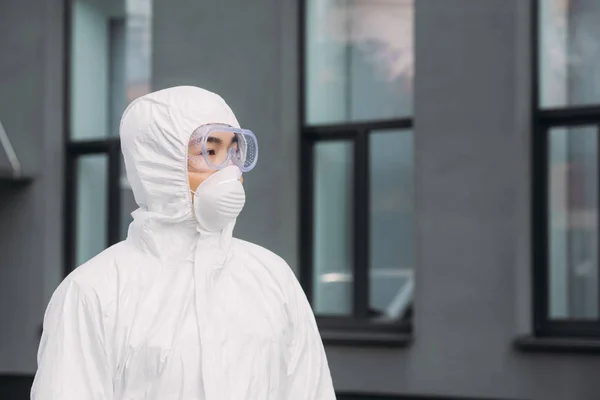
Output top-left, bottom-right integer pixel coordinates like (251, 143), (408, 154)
(190, 166), (245, 233)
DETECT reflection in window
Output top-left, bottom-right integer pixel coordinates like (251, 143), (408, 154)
(548, 126), (598, 319)
(305, 0), (414, 125)
(313, 141), (354, 315)
(124, 0), (153, 103)
(76, 155), (108, 266)
(70, 1), (110, 140)
(71, 0), (152, 140)
(539, 0), (600, 108)
(369, 130), (414, 320)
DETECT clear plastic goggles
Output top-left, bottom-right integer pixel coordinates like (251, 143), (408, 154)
(188, 124), (258, 173)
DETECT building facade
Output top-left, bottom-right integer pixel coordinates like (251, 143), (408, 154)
(2, 0), (600, 399)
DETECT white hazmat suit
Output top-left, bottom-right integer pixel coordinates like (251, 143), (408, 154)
(31, 86), (335, 400)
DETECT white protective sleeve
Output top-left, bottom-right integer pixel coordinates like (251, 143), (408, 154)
(31, 281), (112, 400)
(284, 277), (336, 400)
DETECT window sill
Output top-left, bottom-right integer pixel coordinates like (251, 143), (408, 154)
(321, 329), (413, 347)
(514, 335), (600, 354)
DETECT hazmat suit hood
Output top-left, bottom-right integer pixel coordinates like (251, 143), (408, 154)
(120, 86), (241, 262)
(32, 86), (335, 400)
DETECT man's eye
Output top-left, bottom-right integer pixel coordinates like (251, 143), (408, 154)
(197, 150), (216, 156)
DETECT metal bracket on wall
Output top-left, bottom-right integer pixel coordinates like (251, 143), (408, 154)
(0, 118), (23, 180)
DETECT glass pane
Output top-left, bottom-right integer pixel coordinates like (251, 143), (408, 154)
(70, 0), (152, 140)
(313, 141), (354, 315)
(539, 0), (600, 108)
(305, 0), (414, 125)
(76, 155), (108, 266)
(369, 130), (414, 320)
(548, 126), (598, 319)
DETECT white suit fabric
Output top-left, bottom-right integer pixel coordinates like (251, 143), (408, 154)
(31, 86), (336, 400)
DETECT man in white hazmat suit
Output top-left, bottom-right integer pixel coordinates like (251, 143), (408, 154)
(31, 86), (336, 400)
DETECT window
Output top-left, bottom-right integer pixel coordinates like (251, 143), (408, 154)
(65, 0), (152, 275)
(300, 0), (414, 342)
(534, 0), (600, 337)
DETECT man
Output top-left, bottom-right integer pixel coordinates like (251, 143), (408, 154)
(32, 86), (335, 399)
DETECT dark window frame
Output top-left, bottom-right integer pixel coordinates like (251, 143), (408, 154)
(64, 139), (122, 276)
(63, 0), (123, 276)
(532, 0), (600, 338)
(298, 0), (413, 345)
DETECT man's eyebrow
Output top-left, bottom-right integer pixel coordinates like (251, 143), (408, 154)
(206, 136), (238, 145)
(206, 136), (223, 145)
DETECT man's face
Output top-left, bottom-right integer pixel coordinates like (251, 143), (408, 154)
(188, 131), (243, 195)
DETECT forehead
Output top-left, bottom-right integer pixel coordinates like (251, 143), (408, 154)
(189, 125), (235, 144)
(208, 130), (235, 141)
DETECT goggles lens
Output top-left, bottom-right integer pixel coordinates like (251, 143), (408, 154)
(188, 124), (258, 173)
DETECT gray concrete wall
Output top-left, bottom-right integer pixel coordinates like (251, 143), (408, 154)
(152, 0), (299, 270)
(0, 0), (66, 373)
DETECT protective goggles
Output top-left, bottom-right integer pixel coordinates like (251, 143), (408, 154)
(188, 124), (258, 173)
